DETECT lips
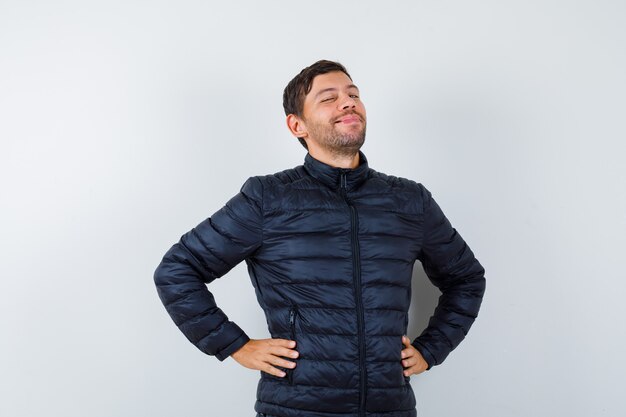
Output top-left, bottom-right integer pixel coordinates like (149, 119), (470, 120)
(335, 115), (361, 124)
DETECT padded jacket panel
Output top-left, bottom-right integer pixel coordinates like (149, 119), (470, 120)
(154, 151), (486, 417)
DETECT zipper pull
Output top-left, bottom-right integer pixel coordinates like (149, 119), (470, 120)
(340, 171), (348, 198)
(289, 309), (295, 325)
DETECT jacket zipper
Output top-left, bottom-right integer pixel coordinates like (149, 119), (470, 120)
(288, 305), (298, 385)
(403, 315), (410, 384)
(340, 171), (367, 417)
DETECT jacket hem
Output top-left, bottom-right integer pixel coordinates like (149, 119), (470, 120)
(255, 400), (417, 417)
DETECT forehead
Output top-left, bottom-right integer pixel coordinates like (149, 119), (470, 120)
(307, 71), (357, 97)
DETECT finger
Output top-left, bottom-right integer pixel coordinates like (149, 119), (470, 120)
(270, 346), (300, 359)
(400, 345), (418, 359)
(402, 356), (418, 368)
(401, 335), (412, 348)
(401, 347), (415, 359)
(269, 338), (297, 348)
(266, 354), (297, 369)
(405, 363), (427, 376)
(261, 362), (288, 378)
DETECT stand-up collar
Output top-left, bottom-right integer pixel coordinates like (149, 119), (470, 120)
(303, 150), (370, 191)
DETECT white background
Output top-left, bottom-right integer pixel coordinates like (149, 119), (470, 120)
(1, 1), (625, 416)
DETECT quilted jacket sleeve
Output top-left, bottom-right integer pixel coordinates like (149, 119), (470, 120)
(412, 185), (486, 369)
(153, 176), (264, 361)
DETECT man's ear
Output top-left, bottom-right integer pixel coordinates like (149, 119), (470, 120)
(286, 114), (308, 139)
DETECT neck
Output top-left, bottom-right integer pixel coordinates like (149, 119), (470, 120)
(307, 144), (360, 169)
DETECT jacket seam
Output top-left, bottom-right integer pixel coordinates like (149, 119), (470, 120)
(263, 305), (407, 312)
(257, 398), (356, 414)
(176, 239), (217, 281)
(164, 287), (204, 308)
(191, 227), (230, 270)
(282, 357), (404, 363)
(293, 331), (407, 337)
(257, 397), (414, 413)
(195, 318), (229, 344)
(177, 305), (220, 327)
(259, 176), (265, 252)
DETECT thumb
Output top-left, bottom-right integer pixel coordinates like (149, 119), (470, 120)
(402, 335), (411, 347)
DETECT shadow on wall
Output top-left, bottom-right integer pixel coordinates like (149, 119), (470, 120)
(408, 260), (441, 341)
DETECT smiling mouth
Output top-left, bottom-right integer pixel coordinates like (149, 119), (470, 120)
(335, 115), (361, 124)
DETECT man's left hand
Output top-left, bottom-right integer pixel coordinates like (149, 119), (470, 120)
(401, 335), (429, 376)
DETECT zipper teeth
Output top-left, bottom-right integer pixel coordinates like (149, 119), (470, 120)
(341, 172), (366, 417)
(288, 306), (297, 385)
(352, 205), (366, 416)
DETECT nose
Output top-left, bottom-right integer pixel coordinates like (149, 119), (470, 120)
(339, 94), (357, 110)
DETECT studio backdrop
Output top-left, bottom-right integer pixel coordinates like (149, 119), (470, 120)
(1, 1), (624, 416)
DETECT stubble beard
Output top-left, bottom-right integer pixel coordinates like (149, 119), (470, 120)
(308, 119), (367, 158)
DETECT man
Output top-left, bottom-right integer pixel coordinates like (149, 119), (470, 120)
(153, 60), (486, 417)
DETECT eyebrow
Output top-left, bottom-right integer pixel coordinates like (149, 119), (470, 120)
(314, 84), (359, 99)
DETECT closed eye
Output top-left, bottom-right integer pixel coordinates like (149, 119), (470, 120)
(322, 95), (358, 102)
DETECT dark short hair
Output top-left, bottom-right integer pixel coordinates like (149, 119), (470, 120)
(283, 60), (352, 150)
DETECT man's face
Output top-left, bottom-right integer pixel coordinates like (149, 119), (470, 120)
(300, 71), (367, 156)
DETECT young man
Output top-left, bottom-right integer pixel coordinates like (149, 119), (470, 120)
(154, 60), (486, 417)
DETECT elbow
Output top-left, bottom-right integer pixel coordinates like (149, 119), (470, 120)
(153, 260), (172, 304)
(470, 268), (486, 296)
(472, 264), (486, 298)
(153, 261), (166, 288)
(461, 268), (486, 301)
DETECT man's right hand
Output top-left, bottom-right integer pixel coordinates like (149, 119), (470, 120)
(230, 338), (299, 378)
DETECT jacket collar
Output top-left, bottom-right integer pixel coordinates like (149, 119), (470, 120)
(303, 150), (370, 191)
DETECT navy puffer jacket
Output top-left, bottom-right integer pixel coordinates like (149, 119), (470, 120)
(154, 150), (486, 417)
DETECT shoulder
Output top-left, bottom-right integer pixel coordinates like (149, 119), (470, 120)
(249, 165), (309, 189)
(368, 168), (429, 195)
(366, 168), (432, 213)
(241, 165), (309, 198)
